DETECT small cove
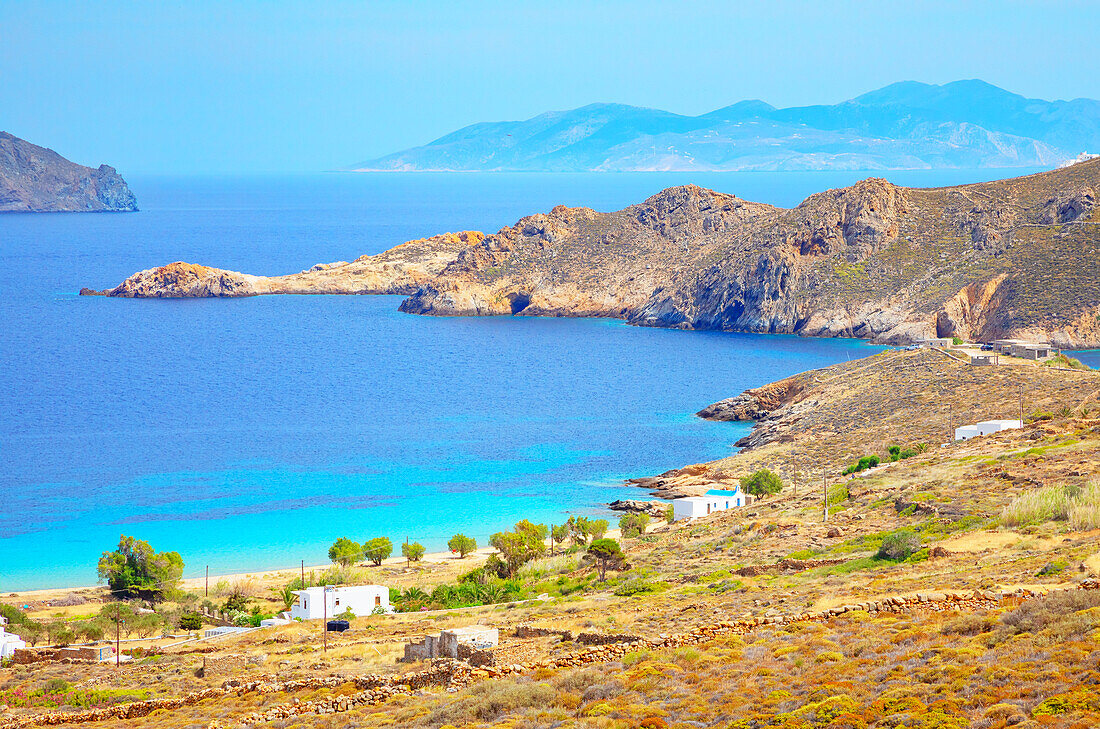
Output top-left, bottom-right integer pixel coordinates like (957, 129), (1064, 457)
(0, 170), (1042, 589)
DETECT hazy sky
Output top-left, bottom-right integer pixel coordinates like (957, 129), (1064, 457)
(3, 0), (1099, 174)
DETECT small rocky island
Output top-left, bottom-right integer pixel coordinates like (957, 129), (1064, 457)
(0, 132), (137, 213)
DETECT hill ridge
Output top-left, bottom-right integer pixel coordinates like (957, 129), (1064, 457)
(350, 80), (1100, 172)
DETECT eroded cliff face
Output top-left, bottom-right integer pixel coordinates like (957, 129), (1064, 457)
(87, 162), (1100, 346)
(0, 132), (137, 212)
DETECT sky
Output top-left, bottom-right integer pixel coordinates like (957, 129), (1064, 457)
(3, 0), (1099, 174)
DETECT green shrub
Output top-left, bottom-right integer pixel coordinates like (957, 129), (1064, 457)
(876, 529), (921, 561)
(613, 579), (665, 597)
(618, 513), (650, 538)
(42, 678), (70, 694)
(826, 483), (849, 506)
(843, 455), (880, 475)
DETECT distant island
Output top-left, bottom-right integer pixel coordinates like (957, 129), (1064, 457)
(350, 80), (1100, 172)
(84, 160), (1100, 349)
(0, 132), (137, 213)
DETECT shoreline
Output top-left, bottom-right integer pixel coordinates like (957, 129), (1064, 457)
(4, 529), (634, 605)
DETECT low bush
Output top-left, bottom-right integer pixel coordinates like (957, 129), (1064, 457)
(876, 529), (921, 561)
(940, 613), (996, 635)
(1000, 589), (1100, 639)
(826, 484), (849, 506)
(426, 678), (557, 725)
(843, 455), (880, 475)
(1002, 480), (1100, 527)
(613, 579), (666, 597)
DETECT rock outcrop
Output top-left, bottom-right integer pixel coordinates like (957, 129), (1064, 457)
(0, 132), (137, 212)
(84, 231), (484, 298)
(88, 161), (1100, 346)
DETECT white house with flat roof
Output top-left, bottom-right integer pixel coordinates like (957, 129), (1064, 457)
(291, 585), (392, 620)
(672, 488), (749, 521)
(955, 419), (1023, 441)
(0, 622), (27, 659)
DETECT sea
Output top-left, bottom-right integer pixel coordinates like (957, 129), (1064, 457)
(4, 167), (1092, 592)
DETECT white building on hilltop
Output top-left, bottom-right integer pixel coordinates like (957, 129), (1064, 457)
(291, 585), (392, 620)
(1059, 151), (1100, 168)
(672, 488), (750, 521)
(1, 619), (27, 659)
(954, 419), (1023, 441)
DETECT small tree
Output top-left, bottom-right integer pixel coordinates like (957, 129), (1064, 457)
(328, 537), (363, 567)
(402, 541), (426, 566)
(618, 513), (650, 539)
(550, 524), (568, 555)
(178, 613), (203, 632)
(665, 504), (675, 524)
(568, 516), (609, 545)
(587, 538), (626, 582)
(223, 590), (248, 613)
(489, 520), (547, 576)
(21, 621), (44, 647)
(740, 468), (783, 497)
(448, 534), (477, 558)
(76, 620), (105, 642)
(363, 537), (393, 566)
(97, 535), (184, 603)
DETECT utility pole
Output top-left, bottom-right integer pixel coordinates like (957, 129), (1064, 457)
(115, 616), (120, 667)
(823, 468), (828, 523)
(323, 586), (329, 653)
(205, 565), (209, 597)
(301, 559), (305, 587)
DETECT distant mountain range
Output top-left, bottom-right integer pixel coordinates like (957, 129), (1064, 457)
(350, 80), (1100, 172)
(0, 132), (136, 212)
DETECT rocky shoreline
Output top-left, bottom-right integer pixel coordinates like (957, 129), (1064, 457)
(82, 162), (1100, 348)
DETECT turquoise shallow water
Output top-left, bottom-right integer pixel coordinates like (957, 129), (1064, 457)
(0, 170), (1047, 590)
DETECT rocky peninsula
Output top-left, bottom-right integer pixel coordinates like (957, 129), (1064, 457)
(0, 132), (137, 213)
(85, 161), (1100, 347)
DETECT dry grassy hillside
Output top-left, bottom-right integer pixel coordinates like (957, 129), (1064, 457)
(4, 374), (1100, 728)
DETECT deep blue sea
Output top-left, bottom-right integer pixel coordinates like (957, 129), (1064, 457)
(6, 168), (1085, 592)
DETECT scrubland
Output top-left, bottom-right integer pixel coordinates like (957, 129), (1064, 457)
(3, 357), (1100, 728)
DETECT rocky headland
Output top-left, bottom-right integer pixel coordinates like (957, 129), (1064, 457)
(624, 347), (1100, 501)
(86, 161), (1100, 347)
(0, 132), (137, 212)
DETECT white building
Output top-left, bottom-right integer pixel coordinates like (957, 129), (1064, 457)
(291, 585), (392, 620)
(672, 489), (748, 521)
(0, 622), (27, 659)
(954, 419), (1023, 441)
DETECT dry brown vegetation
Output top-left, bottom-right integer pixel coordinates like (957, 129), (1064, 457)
(4, 355), (1100, 728)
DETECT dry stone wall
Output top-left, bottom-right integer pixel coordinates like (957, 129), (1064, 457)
(9, 580), (1097, 728)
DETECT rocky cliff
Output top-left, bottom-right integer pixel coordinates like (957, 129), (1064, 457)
(0, 132), (137, 212)
(86, 162), (1100, 347)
